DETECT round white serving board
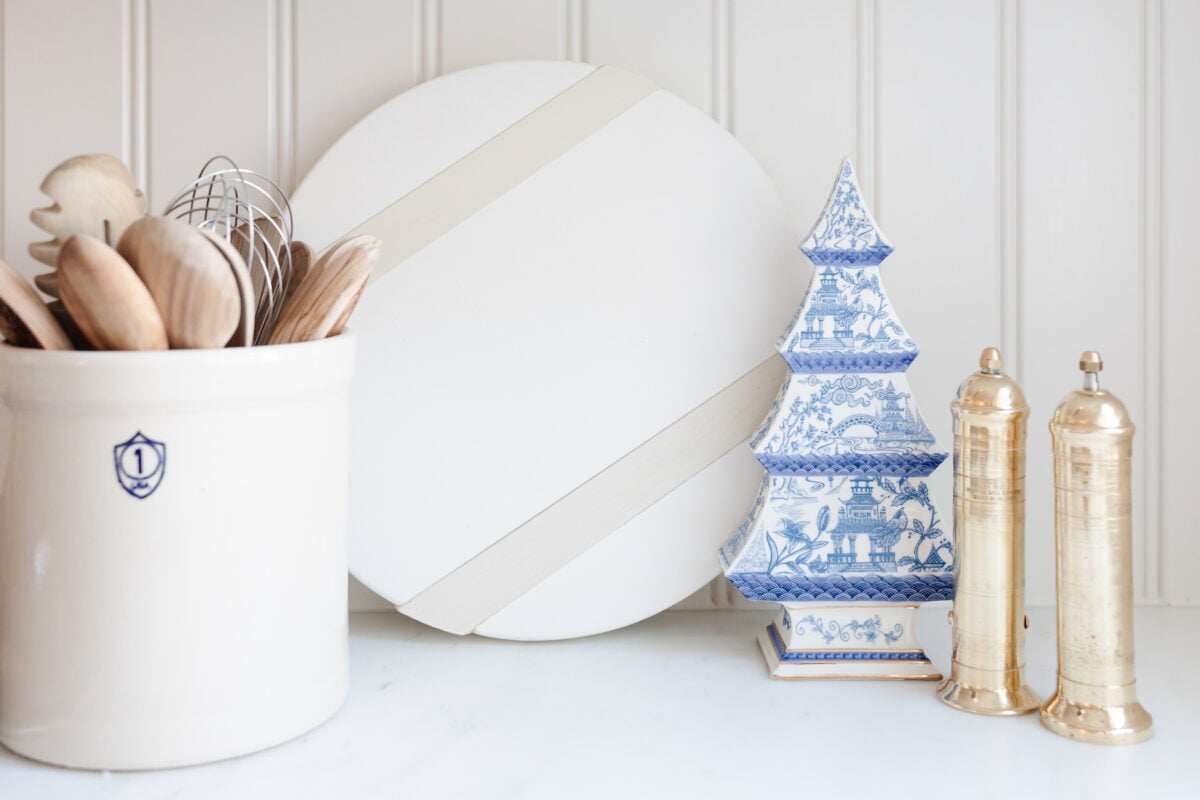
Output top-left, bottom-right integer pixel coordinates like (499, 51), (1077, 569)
(291, 61), (804, 640)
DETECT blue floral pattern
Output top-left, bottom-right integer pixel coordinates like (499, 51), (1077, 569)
(795, 614), (904, 645)
(776, 162), (918, 371)
(721, 158), (952, 604)
(800, 161), (894, 266)
(765, 624), (929, 662)
(750, 373), (945, 476)
(777, 265), (918, 373)
(720, 475), (952, 583)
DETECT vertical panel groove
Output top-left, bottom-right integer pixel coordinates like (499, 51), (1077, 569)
(711, 0), (731, 129)
(1141, 0), (1163, 602)
(266, 0), (299, 188)
(579, 0), (589, 62)
(855, 0), (878, 211)
(872, 0), (880, 214)
(266, 0), (279, 185)
(714, 0), (738, 608)
(0, 0), (6, 259)
(121, 0), (131, 170)
(274, 0), (296, 192)
(412, 0), (423, 81)
(714, 0), (734, 613)
(129, 0), (148, 199)
(564, 0), (586, 61)
(419, 0), (442, 82)
(1000, 0), (1021, 380)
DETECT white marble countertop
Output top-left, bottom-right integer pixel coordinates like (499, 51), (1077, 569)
(1, 606), (1194, 799)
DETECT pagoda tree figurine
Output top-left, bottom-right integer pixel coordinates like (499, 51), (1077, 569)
(720, 158), (952, 679)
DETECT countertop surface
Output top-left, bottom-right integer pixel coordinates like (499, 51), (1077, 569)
(1, 606), (1195, 799)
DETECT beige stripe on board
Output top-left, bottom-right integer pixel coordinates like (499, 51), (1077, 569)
(344, 65), (660, 281)
(400, 356), (787, 635)
(333, 61), (778, 635)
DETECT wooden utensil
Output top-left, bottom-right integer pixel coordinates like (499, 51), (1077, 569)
(117, 217), (240, 349)
(199, 229), (255, 347)
(327, 273), (368, 338)
(57, 235), (168, 351)
(46, 300), (94, 350)
(29, 154), (148, 297)
(253, 240), (312, 343)
(0, 258), (73, 349)
(231, 215), (288, 342)
(267, 235), (379, 345)
(34, 272), (59, 298)
(281, 240), (312, 306)
(232, 216), (286, 284)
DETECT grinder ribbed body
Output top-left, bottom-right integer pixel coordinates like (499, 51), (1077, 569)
(1040, 351), (1152, 744)
(936, 348), (1039, 715)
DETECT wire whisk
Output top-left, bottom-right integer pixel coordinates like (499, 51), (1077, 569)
(162, 156), (294, 344)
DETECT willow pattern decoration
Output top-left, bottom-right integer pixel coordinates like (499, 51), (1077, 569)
(719, 159), (952, 680)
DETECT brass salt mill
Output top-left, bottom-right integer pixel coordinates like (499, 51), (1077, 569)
(937, 347), (1039, 715)
(1041, 351), (1153, 744)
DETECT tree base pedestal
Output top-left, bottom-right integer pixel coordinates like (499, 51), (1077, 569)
(757, 604), (941, 680)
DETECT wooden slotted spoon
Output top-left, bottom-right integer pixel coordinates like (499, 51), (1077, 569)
(29, 154), (148, 297)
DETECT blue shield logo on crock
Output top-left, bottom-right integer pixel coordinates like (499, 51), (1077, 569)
(114, 432), (167, 499)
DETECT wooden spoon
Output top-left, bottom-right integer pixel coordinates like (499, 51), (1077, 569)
(232, 215), (285, 265)
(117, 217), (240, 349)
(267, 235), (379, 345)
(46, 300), (94, 350)
(34, 272), (59, 298)
(254, 240), (312, 343)
(327, 273), (369, 338)
(281, 240), (312, 306)
(29, 154), (148, 297)
(232, 215), (287, 342)
(57, 235), (167, 350)
(198, 229), (255, 347)
(0, 258), (73, 349)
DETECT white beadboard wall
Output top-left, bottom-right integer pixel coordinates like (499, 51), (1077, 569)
(1, 0), (1195, 611)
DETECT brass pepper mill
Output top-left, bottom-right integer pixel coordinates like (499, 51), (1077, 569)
(1040, 351), (1153, 744)
(936, 347), (1040, 715)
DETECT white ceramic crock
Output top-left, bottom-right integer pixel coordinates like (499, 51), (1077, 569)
(0, 334), (354, 770)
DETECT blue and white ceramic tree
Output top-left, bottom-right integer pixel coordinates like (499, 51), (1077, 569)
(720, 159), (953, 679)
